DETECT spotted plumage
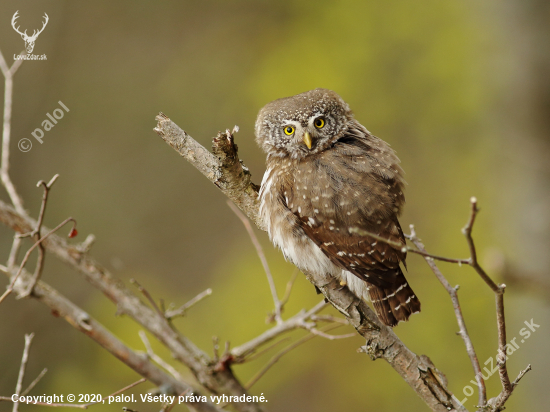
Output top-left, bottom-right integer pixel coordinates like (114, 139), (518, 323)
(255, 88), (420, 327)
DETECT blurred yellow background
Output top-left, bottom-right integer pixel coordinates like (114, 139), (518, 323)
(0, 1), (548, 411)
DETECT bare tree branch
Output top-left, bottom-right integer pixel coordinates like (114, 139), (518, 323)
(0, 199), (263, 412)
(0, 50), (25, 214)
(0, 265), (221, 412)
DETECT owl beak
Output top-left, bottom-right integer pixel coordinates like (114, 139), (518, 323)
(303, 131), (313, 149)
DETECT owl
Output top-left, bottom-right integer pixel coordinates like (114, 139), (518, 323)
(255, 88), (420, 327)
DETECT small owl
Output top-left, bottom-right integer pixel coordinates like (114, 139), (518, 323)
(255, 88), (420, 327)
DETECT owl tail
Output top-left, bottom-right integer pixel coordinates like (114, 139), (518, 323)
(368, 273), (421, 327)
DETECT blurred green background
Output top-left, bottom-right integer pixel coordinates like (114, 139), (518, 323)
(1, 1), (549, 411)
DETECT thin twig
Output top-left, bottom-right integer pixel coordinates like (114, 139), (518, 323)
(165, 288), (212, 320)
(462, 198), (512, 404)
(408, 225), (486, 406)
(462, 198), (500, 293)
(489, 364), (532, 410)
(0, 217), (77, 304)
(511, 364), (531, 386)
(241, 338), (291, 363)
(130, 279), (166, 319)
(310, 314), (349, 325)
(0, 264), (216, 411)
(0, 284), (11, 303)
(21, 368), (47, 396)
(139, 331), (182, 381)
(244, 324), (342, 389)
(228, 200), (283, 324)
(19, 175), (60, 297)
(0, 50), (25, 214)
(349, 227), (471, 265)
(13, 333), (34, 412)
(279, 269), (299, 311)
(306, 327), (355, 340)
(231, 300), (329, 362)
(7, 235), (21, 269)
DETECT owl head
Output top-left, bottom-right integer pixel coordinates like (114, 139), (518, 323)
(255, 88), (353, 160)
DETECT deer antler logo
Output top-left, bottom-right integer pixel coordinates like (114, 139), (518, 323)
(11, 11), (49, 53)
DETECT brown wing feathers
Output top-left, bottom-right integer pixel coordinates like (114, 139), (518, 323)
(287, 129), (421, 326)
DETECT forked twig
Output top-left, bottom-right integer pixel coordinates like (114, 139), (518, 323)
(405, 198), (531, 411)
(0, 217), (77, 304)
(408, 225), (486, 406)
(21, 368), (47, 396)
(462, 199), (513, 404)
(18, 174), (60, 297)
(244, 324), (345, 389)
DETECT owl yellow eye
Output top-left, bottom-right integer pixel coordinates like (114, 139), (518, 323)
(283, 126), (295, 135)
(314, 117), (325, 128)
